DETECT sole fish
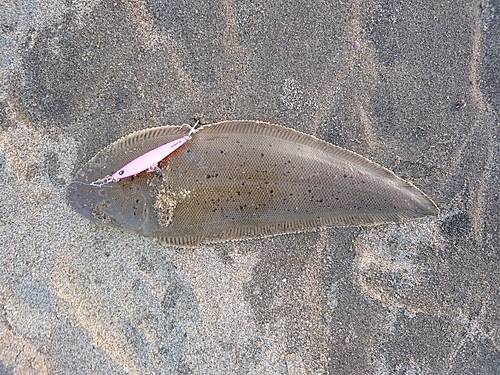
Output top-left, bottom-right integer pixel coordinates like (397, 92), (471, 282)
(68, 120), (438, 246)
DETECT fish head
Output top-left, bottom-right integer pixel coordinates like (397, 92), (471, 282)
(67, 126), (187, 235)
(67, 177), (160, 234)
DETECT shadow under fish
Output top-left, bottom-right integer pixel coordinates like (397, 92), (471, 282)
(67, 121), (438, 247)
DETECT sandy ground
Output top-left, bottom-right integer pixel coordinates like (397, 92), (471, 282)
(1, 0), (499, 374)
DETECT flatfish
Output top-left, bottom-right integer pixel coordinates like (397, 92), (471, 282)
(67, 121), (438, 246)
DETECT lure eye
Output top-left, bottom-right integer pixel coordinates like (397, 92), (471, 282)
(118, 170), (125, 175)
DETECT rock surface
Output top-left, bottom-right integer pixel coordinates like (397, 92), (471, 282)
(1, 0), (499, 374)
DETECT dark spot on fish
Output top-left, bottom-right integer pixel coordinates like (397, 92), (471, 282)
(261, 153), (264, 158)
(343, 174), (347, 178)
(220, 150), (224, 154)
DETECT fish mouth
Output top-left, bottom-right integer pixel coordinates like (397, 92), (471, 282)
(67, 181), (101, 222)
(67, 179), (154, 232)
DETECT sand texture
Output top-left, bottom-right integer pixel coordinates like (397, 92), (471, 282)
(1, 0), (499, 374)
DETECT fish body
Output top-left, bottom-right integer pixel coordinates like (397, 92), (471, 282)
(68, 121), (438, 246)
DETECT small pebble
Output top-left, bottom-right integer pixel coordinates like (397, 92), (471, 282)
(347, 40), (360, 51)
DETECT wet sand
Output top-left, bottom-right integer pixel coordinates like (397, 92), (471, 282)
(1, 1), (499, 373)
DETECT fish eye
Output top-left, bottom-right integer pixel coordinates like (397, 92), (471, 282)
(118, 170), (125, 175)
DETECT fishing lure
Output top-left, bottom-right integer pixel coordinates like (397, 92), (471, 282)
(90, 122), (202, 187)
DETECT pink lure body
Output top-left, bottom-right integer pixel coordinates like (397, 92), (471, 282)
(110, 135), (191, 181)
